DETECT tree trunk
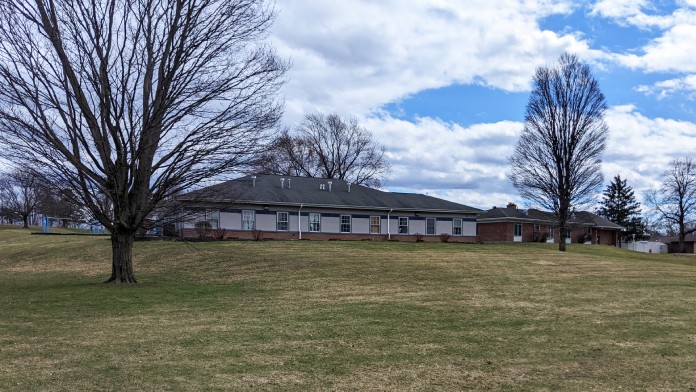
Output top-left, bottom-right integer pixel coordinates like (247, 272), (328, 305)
(105, 231), (137, 284)
(558, 225), (567, 252)
(22, 214), (29, 228)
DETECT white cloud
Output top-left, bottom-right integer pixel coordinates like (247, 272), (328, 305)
(359, 106), (696, 209)
(602, 105), (696, 199)
(590, 0), (673, 29)
(361, 115), (524, 207)
(263, 1), (696, 211)
(272, 0), (593, 123)
(636, 74), (696, 99)
(593, 3), (696, 73)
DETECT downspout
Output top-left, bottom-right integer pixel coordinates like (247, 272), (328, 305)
(298, 204), (303, 240)
(387, 208), (393, 240)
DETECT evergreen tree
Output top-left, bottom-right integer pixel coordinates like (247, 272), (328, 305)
(597, 175), (644, 244)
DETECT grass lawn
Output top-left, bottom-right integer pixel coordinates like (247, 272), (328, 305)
(1, 225), (695, 391)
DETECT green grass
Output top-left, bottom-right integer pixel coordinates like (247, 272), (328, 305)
(1, 225), (695, 391)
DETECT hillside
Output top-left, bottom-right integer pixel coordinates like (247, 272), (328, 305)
(1, 225), (695, 390)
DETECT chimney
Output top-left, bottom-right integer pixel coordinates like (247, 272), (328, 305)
(287, 178), (291, 189)
(328, 181), (332, 192)
(507, 202), (517, 209)
(347, 183), (352, 193)
(280, 178), (285, 189)
(251, 175), (256, 187)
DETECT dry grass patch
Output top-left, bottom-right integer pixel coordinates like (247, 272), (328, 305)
(1, 226), (696, 390)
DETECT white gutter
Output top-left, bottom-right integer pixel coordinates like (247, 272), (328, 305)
(387, 208), (393, 240)
(298, 204), (303, 240)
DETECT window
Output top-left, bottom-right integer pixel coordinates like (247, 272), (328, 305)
(370, 216), (380, 234)
(533, 224), (540, 233)
(276, 212), (288, 231)
(207, 219), (219, 229)
(309, 213), (321, 232)
(514, 223), (522, 237)
(242, 210), (255, 230)
(426, 218), (436, 235)
(206, 210), (219, 229)
(453, 218), (463, 235)
(398, 217), (408, 234)
(340, 215), (351, 233)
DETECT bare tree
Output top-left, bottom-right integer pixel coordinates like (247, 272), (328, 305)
(509, 53), (608, 251)
(0, 169), (41, 228)
(0, 0), (287, 283)
(253, 113), (391, 188)
(37, 185), (85, 227)
(645, 158), (696, 253)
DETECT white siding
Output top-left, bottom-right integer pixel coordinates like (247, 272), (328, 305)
(257, 213), (276, 231)
(220, 211), (241, 230)
(184, 206), (478, 238)
(385, 217), (398, 236)
(410, 219), (426, 235)
(323, 215), (341, 233)
(462, 221), (476, 236)
(436, 220), (452, 235)
(352, 217), (369, 234)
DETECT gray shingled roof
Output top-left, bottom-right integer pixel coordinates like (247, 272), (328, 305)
(181, 174), (481, 213)
(573, 211), (624, 229)
(478, 207), (623, 229)
(652, 234), (696, 243)
(478, 208), (553, 221)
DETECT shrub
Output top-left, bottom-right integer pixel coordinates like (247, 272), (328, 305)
(579, 233), (592, 243)
(212, 227), (227, 240)
(414, 232), (424, 242)
(194, 221), (212, 239)
(439, 233), (451, 243)
(251, 229), (264, 241)
(539, 232), (549, 243)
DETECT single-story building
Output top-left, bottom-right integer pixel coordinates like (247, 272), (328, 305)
(650, 235), (696, 253)
(477, 203), (622, 245)
(177, 174), (482, 242)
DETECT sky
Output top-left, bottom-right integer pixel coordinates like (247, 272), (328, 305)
(268, 0), (696, 211)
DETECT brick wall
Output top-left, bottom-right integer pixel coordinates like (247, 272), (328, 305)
(594, 229), (618, 246)
(477, 222), (513, 242)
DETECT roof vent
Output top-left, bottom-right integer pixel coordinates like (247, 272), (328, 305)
(347, 183), (352, 193)
(251, 175), (256, 187)
(287, 178), (291, 189)
(328, 181), (332, 192)
(280, 178), (285, 189)
(320, 183), (325, 190)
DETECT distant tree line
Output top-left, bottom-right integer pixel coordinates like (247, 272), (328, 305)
(0, 169), (85, 228)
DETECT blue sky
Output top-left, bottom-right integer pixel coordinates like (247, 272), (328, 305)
(271, 0), (696, 209)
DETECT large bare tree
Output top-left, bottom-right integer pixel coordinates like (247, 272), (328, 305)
(253, 112), (390, 188)
(509, 53), (608, 251)
(0, 169), (41, 228)
(645, 158), (696, 253)
(0, 0), (287, 283)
